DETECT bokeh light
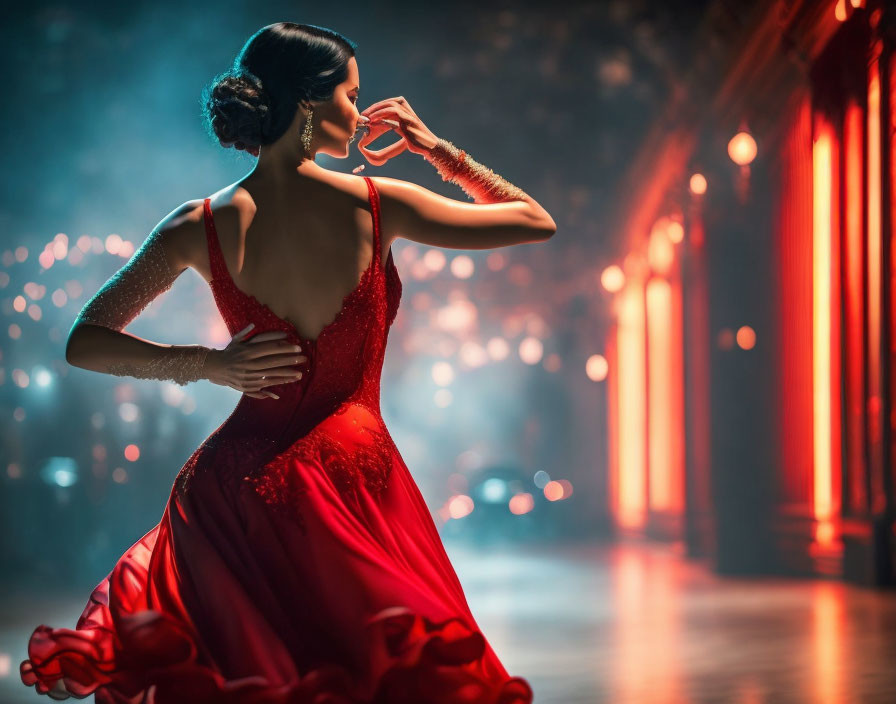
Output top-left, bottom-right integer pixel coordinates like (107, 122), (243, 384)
(728, 131), (757, 166)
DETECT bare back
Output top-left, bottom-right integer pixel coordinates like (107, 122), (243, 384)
(187, 172), (392, 343)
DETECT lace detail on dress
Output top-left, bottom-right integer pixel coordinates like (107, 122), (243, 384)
(246, 399), (394, 518)
(294, 416), (393, 497)
(242, 464), (312, 534)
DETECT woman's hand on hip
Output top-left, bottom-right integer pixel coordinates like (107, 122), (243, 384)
(204, 325), (307, 399)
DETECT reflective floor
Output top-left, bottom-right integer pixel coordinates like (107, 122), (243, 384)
(2, 541), (896, 703)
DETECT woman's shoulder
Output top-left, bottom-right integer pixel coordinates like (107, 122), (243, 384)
(133, 198), (207, 278)
(306, 168), (381, 205)
(174, 171), (396, 279)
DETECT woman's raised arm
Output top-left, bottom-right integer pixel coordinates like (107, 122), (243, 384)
(371, 172), (557, 251)
(356, 96), (557, 250)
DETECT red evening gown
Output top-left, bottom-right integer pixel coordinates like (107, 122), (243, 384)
(20, 176), (533, 704)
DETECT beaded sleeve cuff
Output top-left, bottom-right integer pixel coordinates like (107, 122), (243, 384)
(423, 138), (528, 203)
(106, 345), (210, 386)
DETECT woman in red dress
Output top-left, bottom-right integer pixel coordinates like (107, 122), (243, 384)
(20, 22), (556, 703)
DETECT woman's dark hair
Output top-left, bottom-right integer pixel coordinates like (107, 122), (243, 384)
(201, 22), (357, 156)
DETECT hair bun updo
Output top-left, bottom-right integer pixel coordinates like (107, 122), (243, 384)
(200, 23), (358, 158)
(202, 71), (272, 157)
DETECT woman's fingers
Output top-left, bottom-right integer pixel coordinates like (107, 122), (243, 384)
(257, 364), (304, 378)
(241, 364), (304, 389)
(357, 119), (398, 143)
(223, 329), (303, 401)
(245, 353), (307, 370)
(357, 119), (408, 166)
(368, 118), (401, 130)
(358, 103), (436, 158)
(364, 104), (409, 124)
(358, 137), (408, 166)
(360, 96), (414, 118)
(244, 339), (302, 359)
(249, 375), (303, 392)
(359, 97), (402, 116)
(247, 330), (290, 344)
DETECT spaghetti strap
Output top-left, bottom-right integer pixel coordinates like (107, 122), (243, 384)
(362, 176), (382, 269)
(202, 198), (229, 283)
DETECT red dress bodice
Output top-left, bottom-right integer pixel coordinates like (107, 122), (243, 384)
(177, 176), (404, 501)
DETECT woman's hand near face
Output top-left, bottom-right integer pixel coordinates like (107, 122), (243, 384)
(356, 97), (439, 166)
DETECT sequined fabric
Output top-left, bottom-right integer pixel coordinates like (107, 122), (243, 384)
(105, 344), (209, 386)
(253, 398), (395, 515)
(74, 228), (211, 385)
(424, 137), (529, 203)
(76, 228), (179, 332)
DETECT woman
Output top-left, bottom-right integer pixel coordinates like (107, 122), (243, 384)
(21, 22), (556, 703)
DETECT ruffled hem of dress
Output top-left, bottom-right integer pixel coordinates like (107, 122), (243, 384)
(20, 605), (533, 704)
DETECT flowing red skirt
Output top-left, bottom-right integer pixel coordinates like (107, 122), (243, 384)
(20, 423), (533, 704)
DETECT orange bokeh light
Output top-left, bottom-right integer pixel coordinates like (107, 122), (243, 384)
(736, 325), (756, 350)
(448, 494), (474, 519)
(648, 226), (675, 274)
(601, 265), (625, 293)
(509, 493), (534, 515)
(689, 173), (707, 195)
(543, 481), (564, 501)
(586, 354), (608, 381)
(667, 221), (685, 243)
(835, 0), (848, 21)
(728, 131), (758, 166)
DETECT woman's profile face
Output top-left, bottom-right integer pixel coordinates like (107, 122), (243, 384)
(313, 55), (361, 159)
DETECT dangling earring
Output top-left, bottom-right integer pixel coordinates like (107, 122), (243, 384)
(301, 106), (314, 157)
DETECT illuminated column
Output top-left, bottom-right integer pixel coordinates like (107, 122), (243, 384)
(867, 43), (885, 516)
(843, 98), (866, 514)
(811, 114), (842, 536)
(888, 34), (896, 531)
(614, 270), (648, 530)
(645, 219), (686, 535)
(646, 277), (676, 511)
